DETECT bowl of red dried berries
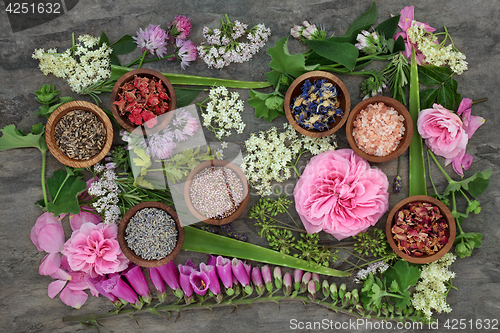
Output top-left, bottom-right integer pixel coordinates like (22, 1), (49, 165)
(284, 71), (351, 138)
(386, 195), (456, 264)
(110, 68), (176, 133)
(45, 100), (113, 168)
(346, 96), (413, 163)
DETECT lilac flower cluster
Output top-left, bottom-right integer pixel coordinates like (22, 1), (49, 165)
(121, 108), (200, 160)
(290, 21), (327, 41)
(132, 15), (197, 69)
(197, 14), (271, 69)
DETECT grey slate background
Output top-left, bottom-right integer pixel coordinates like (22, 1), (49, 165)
(1, 0), (499, 332)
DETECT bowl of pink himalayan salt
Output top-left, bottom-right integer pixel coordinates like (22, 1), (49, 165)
(346, 96), (413, 163)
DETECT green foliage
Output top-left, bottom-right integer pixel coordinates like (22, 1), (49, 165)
(305, 39), (359, 70)
(353, 229), (393, 259)
(418, 65), (461, 110)
(174, 87), (202, 108)
(248, 89), (284, 122)
(46, 167), (87, 216)
(454, 229), (482, 258)
(0, 124), (47, 152)
(343, 1), (377, 40)
(34, 84), (74, 118)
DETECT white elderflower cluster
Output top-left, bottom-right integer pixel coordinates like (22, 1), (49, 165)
(407, 23), (468, 75)
(201, 86), (246, 140)
(411, 253), (457, 320)
(88, 163), (122, 224)
(32, 34), (113, 93)
(241, 123), (337, 196)
(198, 20), (271, 69)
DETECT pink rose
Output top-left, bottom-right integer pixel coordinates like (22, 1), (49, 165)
(294, 149), (389, 241)
(62, 222), (129, 278)
(417, 103), (468, 160)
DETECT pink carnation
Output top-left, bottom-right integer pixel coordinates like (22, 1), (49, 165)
(417, 103), (468, 160)
(294, 149), (389, 241)
(62, 222), (129, 278)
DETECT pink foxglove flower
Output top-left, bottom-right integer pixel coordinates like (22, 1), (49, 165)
(189, 270), (210, 296)
(231, 258), (253, 295)
(133, 24), (168, 58)
(294, 149), (389, 240)
(178, 261), (195, 303)
(200, 263), (221, 300)
(62, 222), (129, 278)
(101, 274), (139, 305)
(283, 272), (292, 296)
(176, 39), (198, 70)
(149, 267), (167, 302)
(261, 265), (273, 292)
(123, 264), (152, 303)
(393, 6), (436, 64)
(216, 256), (233, 290)
(251, 267), (265, 296)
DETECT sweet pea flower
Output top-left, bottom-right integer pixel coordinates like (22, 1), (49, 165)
(457, 98), (485, 138)
(294, 149), (389, 240)
(123, 265), (152, 303)
(393, 6), (436, 64)
(62, 222), (129, 278)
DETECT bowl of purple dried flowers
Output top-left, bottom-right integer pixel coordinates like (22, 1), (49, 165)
(284, 71), (351, 138)
(386, 195), (456, 264)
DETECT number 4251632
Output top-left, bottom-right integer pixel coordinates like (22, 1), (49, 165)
(443, 318), (498, 330)
(5, 2), (61, 14)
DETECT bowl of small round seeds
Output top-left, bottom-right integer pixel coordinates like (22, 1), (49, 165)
(118, 201), (184, 267)
(45, 100), (113, 168)
(284, 71), (351, 138)
(346, 96), (413, 163)
(184, 159), (250, 226)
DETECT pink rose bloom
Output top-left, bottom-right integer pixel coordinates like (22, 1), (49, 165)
(417, 103), (468, 160)
(62, 222), (129, 278)
(294, 149), (389, 240)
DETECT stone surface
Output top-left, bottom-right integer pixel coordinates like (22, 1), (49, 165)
(1, 0), (499, 332)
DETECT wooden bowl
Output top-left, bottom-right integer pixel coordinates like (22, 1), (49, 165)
(284, 71), (351, 138)
(184, 159), (250, 226)
(386, 195), (456, 264)
(45, 100), (113, 168)
(346, 96), (413, 163)
(118, 201), (184, 268)
(110, 68), (176, 133)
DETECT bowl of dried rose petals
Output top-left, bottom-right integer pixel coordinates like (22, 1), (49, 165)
(386, 195), (456, 264)
(45, 100), (113, 168)
(346, 96), (413, 163)
(284, 71), (351, 138)
(110, 68), (176, 133)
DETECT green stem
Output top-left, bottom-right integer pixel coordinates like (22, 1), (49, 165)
(427, 150), (440, 196)
(264, 214), (306, 233)
(472, 98), (488, 104)
(427, 150), (453, 183)
(137, 50), (147, 69)
(41, 149), (48, 208)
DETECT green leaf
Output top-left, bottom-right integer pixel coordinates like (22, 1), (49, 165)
(375, 15), (400, 41)
(418, 66), (444, 86)
(266, 37), (317, 86)
(36, 97), (75, 119)
(183, 226), (350, 276)
(388, 280), (399, 293)
(110, 53), (121, 66)
(442, 182), (461, 197)
(46, 168), (87, 216)
(343, 1), (377, 38)
(383, 260), (421, 292)
(394, 290), (412, 309)
(393, 35), (406, 53)
(249, 90), (283, 122)
(31, 123), (45, 135)
(430, 65), (453, 80)
(0, 124), (46, 152)
(98, 31), (110, 48)
(460, 169), (492, 198)
(35, 84), (60, 106)
(306, 39), (359, 70)
(111, 35), (137, 55)
(466, 200), (481, 214)
(408, 48), (427, 196)
(419, 88), (439, 109)
(437, 84), (455, 110)
(174, 88), (202, 108)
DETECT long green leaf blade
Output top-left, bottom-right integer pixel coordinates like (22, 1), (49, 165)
(182, 226), (350, 277)
(408, 48), (427, 196)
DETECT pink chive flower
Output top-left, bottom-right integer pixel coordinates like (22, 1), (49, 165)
(294, 149), (389, 241)
(176, 39), (198, 70)
(133, 24), (168, 58)
(61, 222), (129, 278)
(393, 6), (436, 64)
(123, 265), (152, 304)
(168, 14), (192, 42)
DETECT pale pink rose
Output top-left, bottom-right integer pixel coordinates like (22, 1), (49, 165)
(62, 222), (129, 278)
(294, 149), (389, 241)
(417, 103), (468, 160)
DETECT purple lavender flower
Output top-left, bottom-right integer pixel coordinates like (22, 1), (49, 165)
(101, 274), (140, 306)
(167, 15), (192, 42)
(261, 265), (273, 292)
(156, 261), (183, 299)
(123, 265), (152, 304)
(283, 272), (292, 296)
(216, 256), (233, 293)
(176, 39), (198, 70)
(133, 24), (168, 58)
(189, 270), (210, 296)
(148, 267), (167, 302)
